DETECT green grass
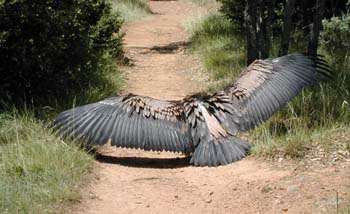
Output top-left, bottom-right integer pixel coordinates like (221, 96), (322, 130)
(184, 13), (246, 91)
(186, 11), (350, 158)
(189, 0), (220, 9)
(110, 0), (152, 23)
(0, 110), (92, 213)
(190, 0), (215, 6)
(251, 124), (350, 158)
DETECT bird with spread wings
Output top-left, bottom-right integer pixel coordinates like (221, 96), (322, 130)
(52, 54), (332, 166)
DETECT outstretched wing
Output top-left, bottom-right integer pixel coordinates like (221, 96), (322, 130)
(208, 54), (332, 133)
(52, 95), (194, 154)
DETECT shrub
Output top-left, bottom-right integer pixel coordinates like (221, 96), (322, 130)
(216, 0), (246, 33)
(321, 14), (350, 70)
(0, 0), (124, 106)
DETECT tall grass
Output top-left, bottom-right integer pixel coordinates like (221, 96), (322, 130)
(186, 12), (350, 158)
(0, 110), (92, 213)
(110, 0), (152, 23)
(184, 13), (246, 91)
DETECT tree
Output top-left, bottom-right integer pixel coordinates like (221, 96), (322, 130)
(245, 0), (275, 65)
(279, 0), (297, 56)
(245, 0), (258, 65)
(264, 0), (275, 58)
(222, 0), (342, 62)
(257, 0), (275, 59)
(308, 0), (326, 56)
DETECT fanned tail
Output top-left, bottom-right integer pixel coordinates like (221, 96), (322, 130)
(190, 136), (252, 166)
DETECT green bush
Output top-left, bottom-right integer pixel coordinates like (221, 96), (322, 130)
(216, 0), (246, 33)
(217, 0), (284, 35)
(321, 14), (350, 70)
(0, 0), (124, 106)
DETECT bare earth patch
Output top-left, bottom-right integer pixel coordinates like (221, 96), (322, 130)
(72, 1), (350, 213)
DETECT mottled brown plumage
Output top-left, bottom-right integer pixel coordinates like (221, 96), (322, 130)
(53, 54), (332, 166)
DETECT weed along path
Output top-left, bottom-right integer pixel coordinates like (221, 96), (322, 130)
(73, 1), (350, 214)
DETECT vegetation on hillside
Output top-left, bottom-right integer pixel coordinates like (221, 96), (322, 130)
(0, 0), (150, 213)
(186, 0), (350, 159)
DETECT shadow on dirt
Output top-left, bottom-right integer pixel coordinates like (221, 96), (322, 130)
(95, 153), (191, 168)
(148, 41), (190, 54)
(123, 41), (191, 66)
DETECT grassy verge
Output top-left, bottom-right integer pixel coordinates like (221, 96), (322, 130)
(0, 110), (92, 213)
(186, 11), (350, 160)
(110, 0), (152, 23)
(251, 125), (350, 160)
(184, 13), (246, 91)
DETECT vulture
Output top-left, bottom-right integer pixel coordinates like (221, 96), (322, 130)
(52, 54), (332, 166)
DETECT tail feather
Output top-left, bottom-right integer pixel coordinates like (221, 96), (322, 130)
(190, 136), (252, 166)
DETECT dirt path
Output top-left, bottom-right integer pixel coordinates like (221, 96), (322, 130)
(73, 1), (350, 213)
(122, 1), (205, 99)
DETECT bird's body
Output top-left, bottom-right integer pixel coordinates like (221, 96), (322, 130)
(53, 54), (332, 166)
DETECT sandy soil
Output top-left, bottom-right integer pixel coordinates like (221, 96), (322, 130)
(72, 1), (350, 213)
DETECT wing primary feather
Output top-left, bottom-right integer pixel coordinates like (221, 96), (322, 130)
(169, 129), (179, 152)
(149, 119), (157, 151)
(156, 120), (165, 152)
(101, 107), (122, 143)
(111, 113), (123, 146)
(75, 114), (101, 143)
(141, 116), (150, 150)
(135, 113), (143, 149)
(126, 114), (135, 148)
(118, 115), (128, 148)
(57, 112), (90, 138)
(125, 114), (134, 148)
(89, 114), (110, 145)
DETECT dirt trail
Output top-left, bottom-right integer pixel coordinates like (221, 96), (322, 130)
(122, 1), (205, 99)
(73, 1), (350, 213)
